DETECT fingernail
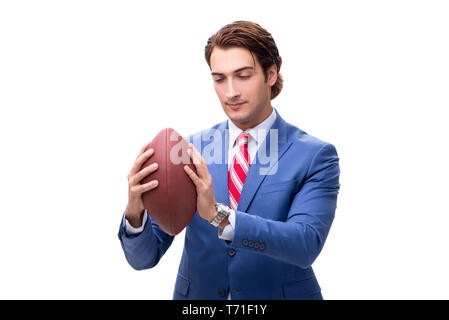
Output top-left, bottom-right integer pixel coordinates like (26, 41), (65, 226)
(147, 148), (153, 154)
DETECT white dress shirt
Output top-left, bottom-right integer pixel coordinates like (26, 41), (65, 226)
(217, 108), (277, 240)
(124, 108), (277, 240)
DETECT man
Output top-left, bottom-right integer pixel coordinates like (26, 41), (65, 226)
(118, 21), (340, 300)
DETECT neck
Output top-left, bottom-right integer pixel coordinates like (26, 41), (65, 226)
(232, 105), (273, 131)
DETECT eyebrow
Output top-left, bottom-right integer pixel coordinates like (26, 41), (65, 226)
(211, 66), (254, 76)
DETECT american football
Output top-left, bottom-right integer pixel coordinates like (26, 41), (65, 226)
(140, 128), (197, 236)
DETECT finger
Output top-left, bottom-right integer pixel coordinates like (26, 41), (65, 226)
(136, 141), (151, 160)
(130, 147), (154, 176)
(129, 162), (158, 186)
(188, 144), (207, 178)
(184, 165), (201, 187)
(188, 143), (202, 165)
(132, 179), (159, 194)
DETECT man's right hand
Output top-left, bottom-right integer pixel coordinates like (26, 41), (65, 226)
(125, 142), (159, 228)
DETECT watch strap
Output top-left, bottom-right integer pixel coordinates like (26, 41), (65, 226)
(210, 203), (231, 227)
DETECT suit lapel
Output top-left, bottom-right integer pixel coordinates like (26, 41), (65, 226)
(237, 110), (293, 213)
(206, 110), (292, 212)
(207, 121), (230, 206)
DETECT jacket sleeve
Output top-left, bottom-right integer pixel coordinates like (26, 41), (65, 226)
(117, 211), (174, 270)
(117, 134), (195, 271)
(231, 143), (340, 268)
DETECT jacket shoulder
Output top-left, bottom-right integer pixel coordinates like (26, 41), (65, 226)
(285, 120), (338, 158)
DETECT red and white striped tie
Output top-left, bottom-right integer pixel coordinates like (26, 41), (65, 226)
(229, 133), (251, 210)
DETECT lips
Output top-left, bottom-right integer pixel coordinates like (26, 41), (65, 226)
(227, 102), (246, 110)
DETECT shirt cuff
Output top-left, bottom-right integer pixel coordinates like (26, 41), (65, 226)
(218, 209), (235, 241)
(123, 210), (148, 236)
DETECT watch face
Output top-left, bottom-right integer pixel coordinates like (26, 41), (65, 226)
(216, 203), (230, 216)
(217, 203), (226, 212)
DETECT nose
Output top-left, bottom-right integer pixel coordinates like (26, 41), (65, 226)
(225, 79), (240, 100)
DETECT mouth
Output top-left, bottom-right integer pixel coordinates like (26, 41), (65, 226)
(227, 102), (246, 110)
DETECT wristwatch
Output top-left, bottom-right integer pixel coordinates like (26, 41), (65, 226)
(209, 203), (232, 227)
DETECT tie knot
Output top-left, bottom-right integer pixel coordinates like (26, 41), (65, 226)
(237, 133), (250, 146)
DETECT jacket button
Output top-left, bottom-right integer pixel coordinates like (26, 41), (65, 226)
(259, 243), (265, 250)
(228, 248), (236, 257)
(248, 241), (254, 248)
(242, 239), (249, 246)
(218, 289), (226, 298)
(254, 242), (260, 249)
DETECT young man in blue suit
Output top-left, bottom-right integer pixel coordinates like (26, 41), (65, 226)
(118, 21), (340, 300)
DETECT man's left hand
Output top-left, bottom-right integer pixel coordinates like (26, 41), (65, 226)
(184, 143), (217, 223)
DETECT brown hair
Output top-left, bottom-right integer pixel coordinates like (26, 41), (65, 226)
(204, 20), (283, 100)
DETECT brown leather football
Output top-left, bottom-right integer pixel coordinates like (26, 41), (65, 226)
(140, 128), (197, 236)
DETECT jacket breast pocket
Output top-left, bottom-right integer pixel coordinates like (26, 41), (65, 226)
(174, 273), (191, 297)
(260, 180), (297, 195)
(282, 276), (321, 300)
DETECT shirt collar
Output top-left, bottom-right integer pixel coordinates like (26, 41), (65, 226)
(228, 107), (277, 147)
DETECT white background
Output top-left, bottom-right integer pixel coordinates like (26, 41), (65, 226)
(1, 0), (448, 299)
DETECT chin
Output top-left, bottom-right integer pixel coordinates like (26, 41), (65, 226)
(224, 106), (248, 122)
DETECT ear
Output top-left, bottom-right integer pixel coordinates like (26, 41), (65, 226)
(267, 64), (278, 87)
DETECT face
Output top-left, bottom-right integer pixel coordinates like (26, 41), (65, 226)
(210, 46), (277, 130)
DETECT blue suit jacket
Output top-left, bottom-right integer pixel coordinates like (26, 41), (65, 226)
(118, 109), (340, 299)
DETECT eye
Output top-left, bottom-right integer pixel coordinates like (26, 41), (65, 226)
(214, 78), (224, 83)
(239, 75), (251, 79)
